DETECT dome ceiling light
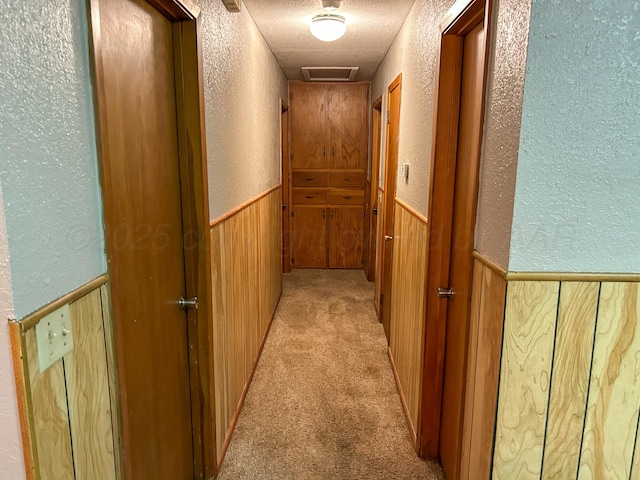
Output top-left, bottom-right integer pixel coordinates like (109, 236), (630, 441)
(310, 14), (346, 42)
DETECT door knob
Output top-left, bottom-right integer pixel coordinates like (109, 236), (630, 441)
(437, 288), (454, 299)
(178, 296), (199, 310)
(385, 235), (393, 241)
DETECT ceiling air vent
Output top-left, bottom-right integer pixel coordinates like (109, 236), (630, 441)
(221, 0), (241, 12)
(302, 67), (359, 82)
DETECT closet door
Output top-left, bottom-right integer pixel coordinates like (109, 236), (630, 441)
(328, 207), (364, 268)
(290, 84), (328, 169)
(328, 84), (368, 169)
(291, 206), (327, 268)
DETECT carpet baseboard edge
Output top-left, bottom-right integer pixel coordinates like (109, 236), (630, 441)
(216, 287), (284, 470)
(387, 347), (418, 449)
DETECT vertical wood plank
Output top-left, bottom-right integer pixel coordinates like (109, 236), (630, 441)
(493, 281), (560, 479)
(25, 328), (75, 480)
(468, 265), (507, 479)
(64, 289), (116, 480)
(542, 282), (599, 479)
(578, 282), (640, 479)
(459, 260), (485, 480)
(100, 284), (124, 480)
(388, 203), (428, 441)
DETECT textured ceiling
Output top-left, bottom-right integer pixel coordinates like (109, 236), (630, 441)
(242, 0), (416, 81)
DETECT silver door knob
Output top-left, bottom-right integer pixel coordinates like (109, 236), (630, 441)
(385, 235), (393, 241)
(437, 288), (454, 299)
(178, 296), (198, 310)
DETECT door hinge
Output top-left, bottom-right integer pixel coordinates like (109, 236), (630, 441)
(386, 110), (390, 124)
(380, 294), (384, 306)
(291, 154), (294, 162)
(291, 211), (295, 218)
(291, 258), (295, 265)
(362, 211), (365, 218)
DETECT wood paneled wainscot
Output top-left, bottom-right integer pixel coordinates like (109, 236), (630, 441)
(9, 276), (121, 480)
(210, 186), (283, 467)
(387, 199), (428, 445)
(493, 276), (640, 479)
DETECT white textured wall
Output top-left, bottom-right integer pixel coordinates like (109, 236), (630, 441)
(0, 0), (106, 319)
(510, 0), (640, 273)
(372, 0), (532, 267)
(0, 185), (25, 480)
(200, 0), (288, 220)
(372, 0), (452, 217)
(474, 0), (532, 269)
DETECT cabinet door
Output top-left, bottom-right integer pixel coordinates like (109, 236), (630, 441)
(328, 84), (368, 169)
(290, 84), (328, 169)
(328, 207), (364, 269)
(291, 206), (327, 268)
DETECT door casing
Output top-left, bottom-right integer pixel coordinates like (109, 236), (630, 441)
(418, 0), (493, 471)
(86, 0), (216, 478)
(281, 99), (291, 273)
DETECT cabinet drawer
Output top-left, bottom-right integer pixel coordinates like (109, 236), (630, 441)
(329, 190), (364, 205)
(329, 172), (365, 187)
(292, 171), (328, 187)
(293, 189), (328, 205)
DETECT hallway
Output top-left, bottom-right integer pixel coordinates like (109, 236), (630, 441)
(217, 269), (443, 479)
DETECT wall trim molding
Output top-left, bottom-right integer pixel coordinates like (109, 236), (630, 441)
(472, 251), (506, 279)
(395, 197), (428, 225)
(505, 271), (640, 282)
(388, 347), (418, 447)
(13, 274), (109, 331)
(210, 185), (282, 227)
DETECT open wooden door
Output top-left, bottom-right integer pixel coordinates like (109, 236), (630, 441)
(88, 0), (215, 478)
(281, 100), (291, 273)
(380, 75), (402, 341)
(419, 2), (492, 479)
(368, 97), (383, 283)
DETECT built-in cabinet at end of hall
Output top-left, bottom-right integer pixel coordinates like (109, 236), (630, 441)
(288, 81), (369, 269)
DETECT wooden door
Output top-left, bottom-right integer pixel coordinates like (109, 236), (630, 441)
(282, 101), (292, 273)
(328, 207), (364, 268)
(290, 84), (328, 169)
(328, 84), (368, 169)
(291, 206), (327, 268)
(96, 0), (194, 477)
(439, 20), (487, 479)
(418, 1), (490, 476)
(380, 75), (402, 341)
(367, 98), (383, 282)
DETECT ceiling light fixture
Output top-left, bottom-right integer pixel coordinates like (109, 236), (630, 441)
(310, 14), (346, 42)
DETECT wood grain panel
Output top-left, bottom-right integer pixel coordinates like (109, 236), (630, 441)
(328, 84), (368, 169)
(328, 207), (364, 269)
(542, 282), (599, 480)
(460, 257), (507, 480)
(100, 284), (124, 480)
(388, 202), (428, 441)
(290, 83), (328, 168)
(493, 281), (560, 479)
(578, 282), (640, 479)
(210, 188), (283, 464)
(64, 289), (117, 480)
(291, 206), (327, 268)
(25, 329), (75, 480)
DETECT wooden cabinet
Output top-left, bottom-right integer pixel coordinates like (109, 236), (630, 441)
(289, 82), (369, 269)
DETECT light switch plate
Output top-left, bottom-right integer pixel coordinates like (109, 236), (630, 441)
(401, 163), (410, 180)
(36, 304), (73, 372)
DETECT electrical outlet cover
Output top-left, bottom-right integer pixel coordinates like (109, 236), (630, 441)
(36, 304), (74, 372)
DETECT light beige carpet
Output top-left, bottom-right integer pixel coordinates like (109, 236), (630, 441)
(217, 269), (444, 480)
